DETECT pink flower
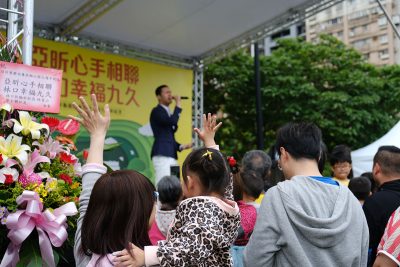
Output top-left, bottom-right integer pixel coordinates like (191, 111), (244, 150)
(22, 149), (50, 176)
(33, 136), (66, 159)
(18, 172), (42, 187)
(16, 149), (50, 187)
(57, 119), (80, 136)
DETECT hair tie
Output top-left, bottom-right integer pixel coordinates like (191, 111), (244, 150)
(202, 150), (213, 161)
(227, 156), (239, 174)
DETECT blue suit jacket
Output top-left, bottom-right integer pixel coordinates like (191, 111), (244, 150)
(150, 104), (182, 159)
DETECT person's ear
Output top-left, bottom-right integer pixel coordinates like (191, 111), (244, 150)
(186, 175), (194, 190)
(373, 162), (381, 177)
(279, 147), (287, 160)
(279, 147), (289, 161)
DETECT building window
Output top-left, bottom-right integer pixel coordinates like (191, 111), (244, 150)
(363, 53), (370, 60)
(337, 31), (344, 38)
(297, 24), (306, 35)
(362, 24), (368, 32)
(393, 15), (400, 25)
(370, 7), (379, 15)
(379, 49), (389, 59)
(349, 10), (369, 20)
(331, 17), (342, 25)
(379, 34), (388, 44)
(378, 16), (387, 26)
(349, 27), (356, 37)
(352, 38), (371, 49)
(271, 29), (291, 40)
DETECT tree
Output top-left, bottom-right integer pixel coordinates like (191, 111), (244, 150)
(204, 35), (399, 157)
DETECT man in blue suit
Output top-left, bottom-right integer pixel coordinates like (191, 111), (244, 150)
(150, 85), (192, 184)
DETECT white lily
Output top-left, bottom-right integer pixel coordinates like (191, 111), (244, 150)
(11, 111), (49, 139)
(0, 103), (12, 112)
(0, 134), (30, 164)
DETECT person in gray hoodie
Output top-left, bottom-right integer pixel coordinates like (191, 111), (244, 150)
(243, 122), (369, 267)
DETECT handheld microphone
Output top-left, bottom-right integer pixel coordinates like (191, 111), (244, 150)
(181, 96), (190, 100)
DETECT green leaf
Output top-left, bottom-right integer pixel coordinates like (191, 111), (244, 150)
(104, 143), (120, 151)
(17, 236), (42, 267)
(15, 236), (60, 267)
(76, 143), (120, 157)
(103, 162), (114, 173)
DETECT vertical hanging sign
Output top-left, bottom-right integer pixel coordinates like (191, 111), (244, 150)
(0, 61), (62, 113)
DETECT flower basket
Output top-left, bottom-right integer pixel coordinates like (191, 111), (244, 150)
(0, 106), (82, 267)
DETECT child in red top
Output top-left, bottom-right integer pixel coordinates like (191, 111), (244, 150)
(148, 175), (182, 245)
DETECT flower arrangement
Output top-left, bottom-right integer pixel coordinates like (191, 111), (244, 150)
(0, 104), (82, 266)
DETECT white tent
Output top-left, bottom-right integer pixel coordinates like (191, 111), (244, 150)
(352, 121), (400, 176)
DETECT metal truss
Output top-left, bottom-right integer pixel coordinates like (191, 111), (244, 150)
(1, 0), (34, 65)
(192, 61), (204, 148)
(59, 0), (125, 35)
(34, 25), (193, 70)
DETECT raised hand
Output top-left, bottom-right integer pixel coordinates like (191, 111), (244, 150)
(194, 113), (222, 147)
(69, 94), (110, 137)
(69, 94), (110, 165)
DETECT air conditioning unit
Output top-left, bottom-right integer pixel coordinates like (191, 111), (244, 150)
(380, 54), (389, 59)
(393, 15), (400, 25)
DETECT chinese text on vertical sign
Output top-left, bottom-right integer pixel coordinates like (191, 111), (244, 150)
(0, 61), (62, 113)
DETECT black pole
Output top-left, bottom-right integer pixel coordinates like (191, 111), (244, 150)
(254, 42), (264, 150)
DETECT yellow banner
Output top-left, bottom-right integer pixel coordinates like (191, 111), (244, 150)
(32, 38), (193, 183)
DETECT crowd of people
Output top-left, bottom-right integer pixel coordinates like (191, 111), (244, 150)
(71, 93), (400, 267)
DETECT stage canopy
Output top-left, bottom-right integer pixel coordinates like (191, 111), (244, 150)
(32, 0), (340, 68)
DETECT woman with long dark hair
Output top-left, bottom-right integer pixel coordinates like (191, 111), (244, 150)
(72, 95), (156, 267)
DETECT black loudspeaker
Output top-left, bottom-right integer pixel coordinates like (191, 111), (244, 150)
(170, 165), (180, 179)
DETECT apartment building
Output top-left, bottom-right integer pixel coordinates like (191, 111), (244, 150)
(306, 0), (400, 66)
(263, 23), (306, 55)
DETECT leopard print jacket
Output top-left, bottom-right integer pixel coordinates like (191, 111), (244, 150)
(156, 196), (241, 267)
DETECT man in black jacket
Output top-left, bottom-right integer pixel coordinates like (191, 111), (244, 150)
(363, 146), (400, 266)
(150, 85), (191, 185)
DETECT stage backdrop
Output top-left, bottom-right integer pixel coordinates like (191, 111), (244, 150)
(32, 38), (193, 183)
